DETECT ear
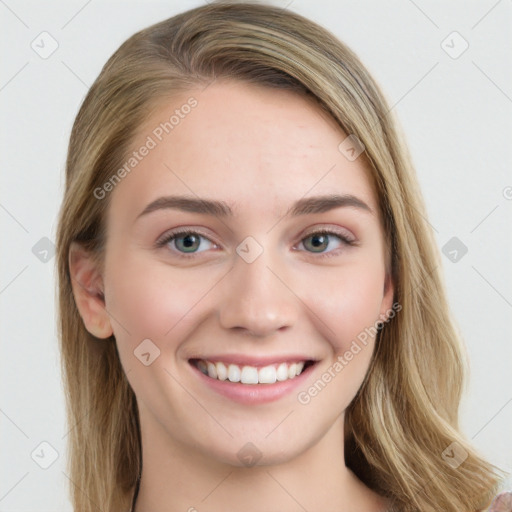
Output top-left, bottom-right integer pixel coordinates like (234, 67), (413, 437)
(68, 241), (113, 339)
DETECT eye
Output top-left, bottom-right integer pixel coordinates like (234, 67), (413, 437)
(155, 228), (216, 258)
(297, 228), (356, 258)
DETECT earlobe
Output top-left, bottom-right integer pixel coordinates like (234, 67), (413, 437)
(68, 242), (113, 339)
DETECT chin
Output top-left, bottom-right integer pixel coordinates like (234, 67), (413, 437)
(197, 436), (306, 469)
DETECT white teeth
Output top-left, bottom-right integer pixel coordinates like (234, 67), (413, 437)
(197, 359), (310, 384)
(258, 365), (277, 384)
(276, 363), (289, 381)
(207, 361), (217, 379)
(240, 366), (259, 384)
(228, 364), (241, 382)
(216, 362), (228, 381)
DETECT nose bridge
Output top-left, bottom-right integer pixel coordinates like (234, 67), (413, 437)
(217, 238), (297, 335)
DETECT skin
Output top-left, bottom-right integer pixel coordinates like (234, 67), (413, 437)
(70, 80), (395, 512)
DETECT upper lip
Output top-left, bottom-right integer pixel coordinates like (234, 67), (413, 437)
(189, 354), (318, 367)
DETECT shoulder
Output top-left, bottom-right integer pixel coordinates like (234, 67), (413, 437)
(487, 491), (512, 512)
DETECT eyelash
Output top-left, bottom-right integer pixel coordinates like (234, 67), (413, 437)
(155, 227), (356, 260)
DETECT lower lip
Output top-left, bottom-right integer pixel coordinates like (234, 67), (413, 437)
(189, 361), (317, 405)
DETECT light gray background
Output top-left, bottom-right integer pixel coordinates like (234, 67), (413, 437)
(1, 1), (511, 510)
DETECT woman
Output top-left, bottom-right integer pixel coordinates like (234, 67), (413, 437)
(55, 2), (510, 511)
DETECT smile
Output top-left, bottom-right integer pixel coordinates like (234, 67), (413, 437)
(190, 358), (315, 384)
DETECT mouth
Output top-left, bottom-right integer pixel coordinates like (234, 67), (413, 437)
(189, 358), (317, 385)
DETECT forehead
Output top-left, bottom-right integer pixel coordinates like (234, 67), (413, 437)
(107, 80), (379, 224)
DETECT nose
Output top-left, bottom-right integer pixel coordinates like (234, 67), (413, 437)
(217, 248), (298, 337)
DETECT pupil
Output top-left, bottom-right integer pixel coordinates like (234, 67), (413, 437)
(311, 234), (327, 249)
(181, 234), (198, 251)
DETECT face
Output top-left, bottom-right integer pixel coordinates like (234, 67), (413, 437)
(72, 79), (394, 468)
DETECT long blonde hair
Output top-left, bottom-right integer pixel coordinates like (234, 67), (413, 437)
(55, 2), (507, 510)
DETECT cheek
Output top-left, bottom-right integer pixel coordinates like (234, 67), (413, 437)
(103, 250), (211, 347)
(305, 261), (386, 354)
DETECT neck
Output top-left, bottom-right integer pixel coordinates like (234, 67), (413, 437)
(131, 412), (389, 512)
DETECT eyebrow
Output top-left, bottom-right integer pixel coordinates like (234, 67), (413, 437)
(135, 193), (374, 221)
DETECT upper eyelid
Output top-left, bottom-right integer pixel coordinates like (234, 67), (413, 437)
(156, 227), (218, 247)
(300, 225), (355, 241)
